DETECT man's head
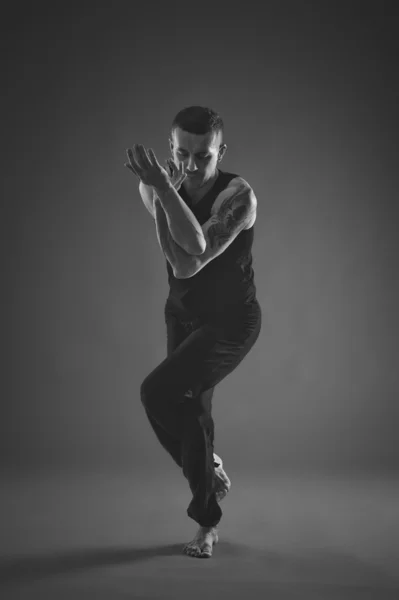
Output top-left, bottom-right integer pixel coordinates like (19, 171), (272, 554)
(169, 106), (227, 187)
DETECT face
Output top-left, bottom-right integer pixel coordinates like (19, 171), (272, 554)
(169, 127), (227, 188)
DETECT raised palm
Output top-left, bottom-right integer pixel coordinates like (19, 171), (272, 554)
(165, 158), (187, 191)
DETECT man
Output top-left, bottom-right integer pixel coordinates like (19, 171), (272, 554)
(124, 106), (262, 558)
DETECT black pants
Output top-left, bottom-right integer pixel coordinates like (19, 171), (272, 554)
(140, 300), (262, 527)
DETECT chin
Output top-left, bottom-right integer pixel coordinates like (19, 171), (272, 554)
(187, 177), (202, 185)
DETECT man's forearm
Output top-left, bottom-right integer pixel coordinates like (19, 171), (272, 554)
(152, 183), (206, 256)
(153, 197), (195, 279)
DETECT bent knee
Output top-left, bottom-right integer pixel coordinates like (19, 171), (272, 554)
(140, 377), (153, 408)
(140, 374), (168, 411)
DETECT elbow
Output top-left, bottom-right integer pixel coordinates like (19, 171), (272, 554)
(174, 260), (197, 279)
(189, 237), (206, 256)
(173, 266), (189, 279)
(175, 270), (195, 280)
(180, 239), (205, 257)
(173, 271), (186, 279)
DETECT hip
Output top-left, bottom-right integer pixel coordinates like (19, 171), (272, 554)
(165, 297), (262, 331)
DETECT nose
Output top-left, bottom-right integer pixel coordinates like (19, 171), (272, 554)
(187, 156), (197, 171)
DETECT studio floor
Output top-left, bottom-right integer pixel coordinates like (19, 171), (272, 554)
(1, 467), (398, 599)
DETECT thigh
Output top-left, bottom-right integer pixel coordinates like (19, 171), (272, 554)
(165, 313), (196, 357)
(164, 314), (217, 417)
(197, 307), (262, 393)
(144, 308), (262, 407)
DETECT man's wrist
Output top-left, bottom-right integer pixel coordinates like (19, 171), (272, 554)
(153, 180), (173, 195)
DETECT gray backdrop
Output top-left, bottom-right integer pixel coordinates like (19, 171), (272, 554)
(3, 3), (398, 475)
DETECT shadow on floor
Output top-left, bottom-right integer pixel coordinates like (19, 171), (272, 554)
(0, 543), (187, 585)
(1, 541), (398, 592)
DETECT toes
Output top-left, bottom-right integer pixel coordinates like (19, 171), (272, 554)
(184, 547), (200, 557)
(183, 544), (212, 558)
(200, 544), (212, 558)
(183, 543), (211, 558)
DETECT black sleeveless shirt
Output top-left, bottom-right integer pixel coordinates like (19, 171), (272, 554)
(165, 168), (258, 320)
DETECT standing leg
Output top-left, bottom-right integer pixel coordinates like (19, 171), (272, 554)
(141, 305), (262, 532)
(181, 385), (221, 527)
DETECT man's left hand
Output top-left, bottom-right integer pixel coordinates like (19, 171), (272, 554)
(125, 144), (171, 191)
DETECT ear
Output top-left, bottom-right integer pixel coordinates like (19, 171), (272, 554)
(169, 139), (174, 154)
(218, 144), (227, 161)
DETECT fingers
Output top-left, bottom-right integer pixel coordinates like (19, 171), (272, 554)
(124, 163), (137, 175)
(147, 148), (159, 166)
(179, 162), (187, 182)
(136, 144), (152, 167)
(126, 145), (182, 185)
(169, 160), (186, 182)
(169, 158), (186, 177)
(125, 148), (141, 176)
(164, 157), (186, 190)
(126, 145), (150, 174)
(170, 161), (177, 178)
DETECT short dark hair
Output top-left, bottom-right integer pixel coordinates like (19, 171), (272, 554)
(171, 106), (224, 144)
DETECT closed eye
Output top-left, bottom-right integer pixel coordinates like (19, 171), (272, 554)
(177, 152), (209, 159)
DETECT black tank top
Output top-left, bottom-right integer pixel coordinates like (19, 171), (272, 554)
(165, 168), (258, 319)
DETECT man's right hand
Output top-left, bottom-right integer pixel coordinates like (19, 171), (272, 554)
(165, 158), (187, 191)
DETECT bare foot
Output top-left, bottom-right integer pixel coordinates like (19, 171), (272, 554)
(214, 473), (230, 502)
(183, 526), (219, 558)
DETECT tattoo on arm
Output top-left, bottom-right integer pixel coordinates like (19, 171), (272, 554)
(207, 187), (253, 248)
